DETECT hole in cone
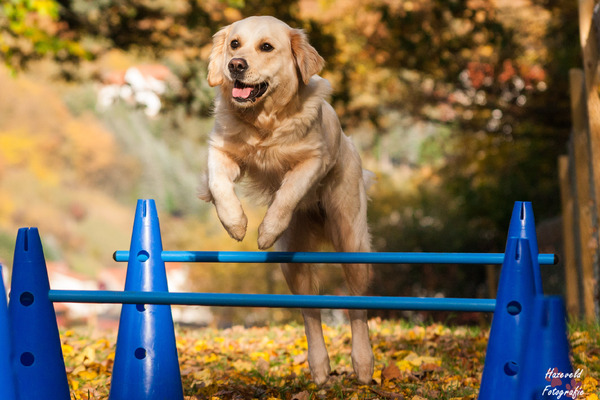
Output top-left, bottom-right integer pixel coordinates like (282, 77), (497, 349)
(20, 292), (34, 307)
(134, 347), (147, 360)
(20, 352), (35, 366)
(507, 301), (522, 315)
(137, 250), (150, 262)
(503, 361), (519, 376)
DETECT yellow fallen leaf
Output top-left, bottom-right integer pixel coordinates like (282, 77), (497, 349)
(396, 359), (414, 372)
(202, 353), (219, 363)
(403, 351), (420, 365)
(250, 351), (270, 362)
(583, 376), (598, 385)
(69, 378), (79, 391)
(232, 359), (253, 372)
(76, 370), (98, 380)
(430, 324), (447, 336)
(407, 326), (426, 341)
(194, 339), (208, 352)
(583, 376), (598, 394)
(401, 351), (442, 369)
(193, 369), (212, 385)
(62, 344), (74, 357)
(372, 368), (382, 385)
(391, 349), (410, 359)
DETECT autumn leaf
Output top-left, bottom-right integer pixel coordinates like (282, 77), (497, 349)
(59, 319), (600, 400)
(291, 391), (310, 400)
(382, 362), (402, 381)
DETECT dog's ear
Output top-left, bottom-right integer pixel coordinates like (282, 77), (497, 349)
(290, 29), (325, 85)
(207, 25), (231, 87)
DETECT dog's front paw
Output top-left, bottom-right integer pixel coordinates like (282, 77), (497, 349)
(258, 208), (292, 249)
(258, 218), (288, 249)
(257, 222), (278, 250)
(222, 214), (248, 242)
(215, 201), (248, 242)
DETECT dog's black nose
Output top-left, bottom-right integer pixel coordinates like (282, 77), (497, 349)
(228, 58), (248, 75)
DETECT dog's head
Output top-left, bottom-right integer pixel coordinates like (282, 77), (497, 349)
(207, 16), (325, 108)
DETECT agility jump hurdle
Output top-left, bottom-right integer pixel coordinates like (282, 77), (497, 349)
(0, 200), (573, 400)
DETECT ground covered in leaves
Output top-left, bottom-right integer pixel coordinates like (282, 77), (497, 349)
(62, 319), (600, 400)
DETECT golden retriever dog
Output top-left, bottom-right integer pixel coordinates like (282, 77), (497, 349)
(198, 16), (373, 385)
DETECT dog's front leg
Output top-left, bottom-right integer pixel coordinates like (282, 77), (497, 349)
(208, 146), (247, 241)
(258, 158), (323, 249)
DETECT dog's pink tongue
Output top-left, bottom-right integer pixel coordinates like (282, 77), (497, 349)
(233, 86), (253, 98)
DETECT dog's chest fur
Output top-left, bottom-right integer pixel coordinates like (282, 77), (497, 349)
(232, 122), (327, 203)
(212, 78), (336, 203)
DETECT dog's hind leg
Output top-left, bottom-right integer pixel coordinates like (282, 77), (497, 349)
(325, 180), (374, 385)
(278, 214), (331, 385)
(341, 268), (373, 385)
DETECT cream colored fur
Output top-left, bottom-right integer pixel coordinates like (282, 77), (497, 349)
(199, 16), (374, 385)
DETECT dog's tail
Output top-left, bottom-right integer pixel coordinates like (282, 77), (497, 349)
(362, 169), (376, 191)
(197, 172), (214, 203)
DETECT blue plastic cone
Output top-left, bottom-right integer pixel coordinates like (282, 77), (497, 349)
(518, 296), (575, 400)
(0, 266), (17, 400)
(7, 228), (70, 400)
(507, 201), (543, 294)
(109, 199), (183, 400)
(478, 237), (538, 400)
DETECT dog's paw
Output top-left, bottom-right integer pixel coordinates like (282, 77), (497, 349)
(311, 369), (331, 386)
(257, 224), (278, 250)
(352, 346), (374, 385)
(258, 209), (291, 249)
(308, 352), (332, 386)
(223, 214), (248, 242)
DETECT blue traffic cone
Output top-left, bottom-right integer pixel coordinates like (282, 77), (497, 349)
(507, 201), (543, 294)
(0, 266), (17, 400)
(478, 237), (538, 400)
(109, 199), (184, 400)
(8, 228), (70, 400)
(518, 296), (575, 400)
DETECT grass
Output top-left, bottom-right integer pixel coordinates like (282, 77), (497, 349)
(61, 318), (600, 400)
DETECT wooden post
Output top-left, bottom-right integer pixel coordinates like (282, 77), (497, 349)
(559, 155), (581, 317)
(570, 68), (599, 321)
(578, 0), (600, 320)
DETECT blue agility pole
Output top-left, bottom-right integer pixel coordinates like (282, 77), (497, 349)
(48, 290), (496, 312)
(113, 250), (558, 265)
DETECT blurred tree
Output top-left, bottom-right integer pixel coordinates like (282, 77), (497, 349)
(0, 0), (580, 312)
(0, 0), (89, 71)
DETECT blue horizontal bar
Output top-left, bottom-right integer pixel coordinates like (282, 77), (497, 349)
(113, 250), (557, 265)
(48, 290), (496, 312)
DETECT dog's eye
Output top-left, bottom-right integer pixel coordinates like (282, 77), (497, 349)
(231, 40), (240, 49)
(260, 42), (274, 52)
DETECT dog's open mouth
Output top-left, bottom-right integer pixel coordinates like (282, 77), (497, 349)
(232, 80), (269, 103)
